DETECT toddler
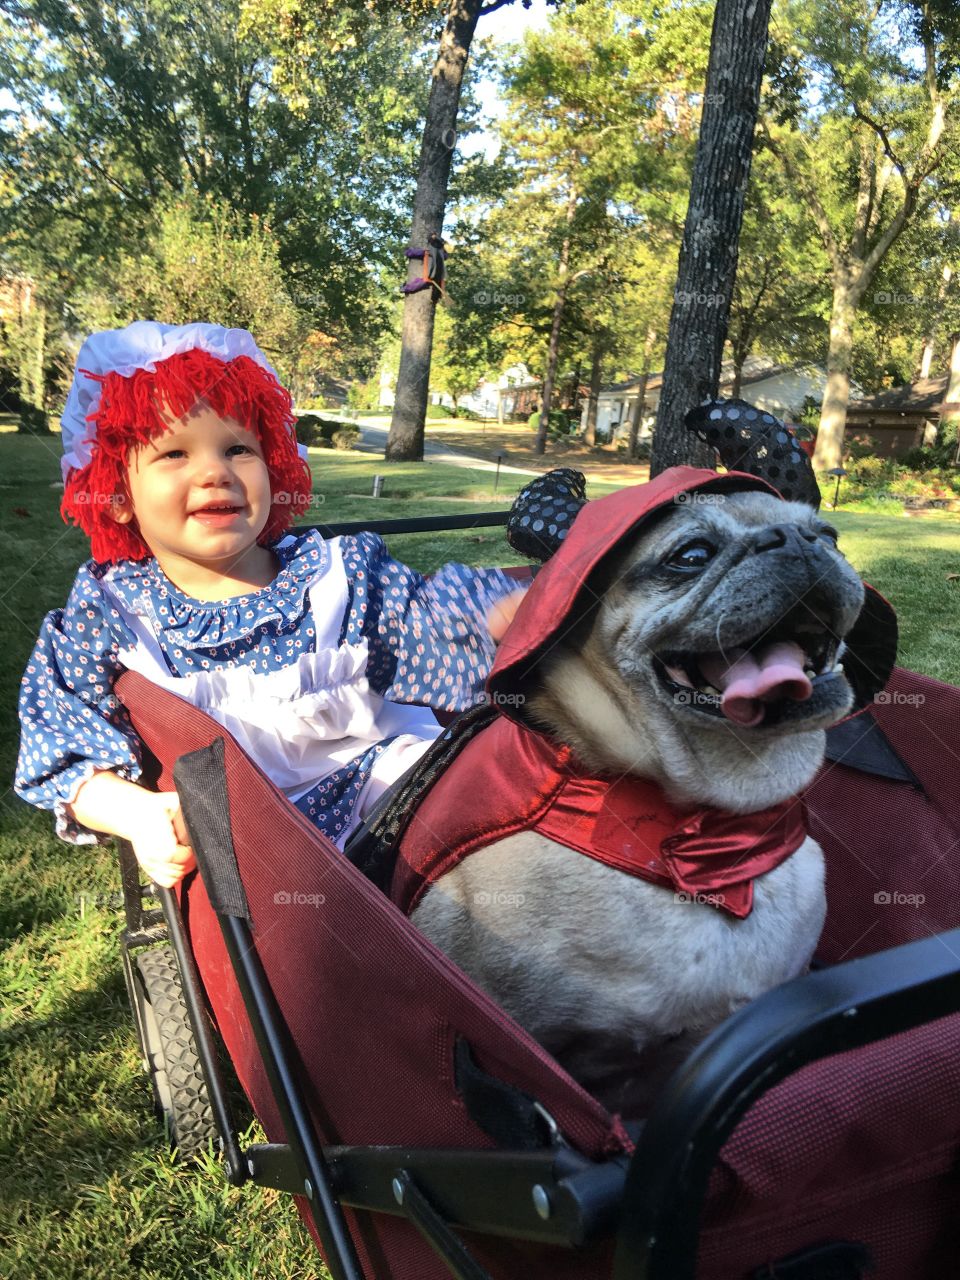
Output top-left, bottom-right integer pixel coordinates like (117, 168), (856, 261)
(15, 322), (522, 887)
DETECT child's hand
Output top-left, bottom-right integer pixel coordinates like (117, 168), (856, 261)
(68, 772), (197, 889)
(487, 589), (527, 643)
(131, 793), (197, 888)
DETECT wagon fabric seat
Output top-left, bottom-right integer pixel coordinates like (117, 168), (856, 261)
(116, 665), (960, 1280)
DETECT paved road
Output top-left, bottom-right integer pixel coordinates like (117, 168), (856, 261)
(353, 418), (544, 481)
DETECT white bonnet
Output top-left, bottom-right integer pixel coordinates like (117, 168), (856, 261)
(60, 321), (299, 481)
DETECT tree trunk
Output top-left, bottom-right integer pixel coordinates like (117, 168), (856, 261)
(941, 333), (960, 439)
(385, 0), (485, 462)
(650, 0), (773, 476)
(535, 190), (577, 455)
(917, 262), (952, 379)
(626, 375), (647, 460)
(918, 336), (935, 379)
(730, 331), (750, 396)
(15, 283), (49, 434)
(583, 343), (603, 446)
(812, 280), (861, 470)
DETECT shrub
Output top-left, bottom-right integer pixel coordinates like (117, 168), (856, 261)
(847, 454), (891, 482)
(901, 421), (960, 470)
(619, 438), (652, 461)
(296, 414), (346, 446)
(845, 434), (881, 461)
(332, 426), (360, 450)
(18, 403), (50, 434)
(527, 408), (572, 438)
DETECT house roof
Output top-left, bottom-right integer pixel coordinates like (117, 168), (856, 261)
(847, 377), (948, 414)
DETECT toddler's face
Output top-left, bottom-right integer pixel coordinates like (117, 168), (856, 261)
(112, 400), (273, 591)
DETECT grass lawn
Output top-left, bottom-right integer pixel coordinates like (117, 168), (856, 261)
(1, 432), (958, 1279)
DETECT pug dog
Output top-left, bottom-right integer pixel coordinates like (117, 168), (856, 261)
(397, 479), (873, 1115)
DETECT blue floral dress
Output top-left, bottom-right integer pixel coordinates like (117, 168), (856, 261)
(16, 529), (517, 848)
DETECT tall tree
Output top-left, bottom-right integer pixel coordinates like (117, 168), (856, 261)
(387, 0), (487, 460)
(0, 0), (430, 362)
(385, 0), (576, 461)
(494, 0), (712, 457)
(762, 0), (960, 469)
(650, 0), (774, 475)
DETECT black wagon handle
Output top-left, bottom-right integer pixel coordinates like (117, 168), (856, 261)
(612, 927), (960, 1279)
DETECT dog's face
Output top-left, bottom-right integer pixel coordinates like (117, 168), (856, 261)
(526, 489), (866, 811)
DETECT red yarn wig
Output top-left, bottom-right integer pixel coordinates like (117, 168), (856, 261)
(61, 348), (313, 563)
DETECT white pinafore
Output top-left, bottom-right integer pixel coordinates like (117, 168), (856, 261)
(99, 536), (442, 841)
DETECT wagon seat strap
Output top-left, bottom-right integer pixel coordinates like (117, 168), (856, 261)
(173, 738), (253, 924)
(454, 1037), (560, 1151)
(343, 701), (499, 891)
(751, 1239), (873, 1279)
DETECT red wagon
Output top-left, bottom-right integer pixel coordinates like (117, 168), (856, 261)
(115, 511), (960, 1280)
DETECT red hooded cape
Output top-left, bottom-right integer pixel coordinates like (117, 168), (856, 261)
(390, 467), (894, 921)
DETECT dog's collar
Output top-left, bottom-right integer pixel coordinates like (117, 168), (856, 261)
(532, 753), (806, 918)
(391, 717), (807, 920)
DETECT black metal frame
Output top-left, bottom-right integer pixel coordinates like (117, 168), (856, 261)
(114, 510), (960, 1280)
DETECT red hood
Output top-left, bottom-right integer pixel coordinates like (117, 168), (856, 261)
(489, 465), (897, 720)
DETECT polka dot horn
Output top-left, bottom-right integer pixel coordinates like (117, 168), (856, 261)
(685, 398), (821, 509)
(506, 468), (589, 562)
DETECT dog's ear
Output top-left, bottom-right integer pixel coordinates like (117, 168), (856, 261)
(840, 586), (898, 711)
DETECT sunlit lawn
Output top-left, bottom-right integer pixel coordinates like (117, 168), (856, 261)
(1, 432), (958, 1278)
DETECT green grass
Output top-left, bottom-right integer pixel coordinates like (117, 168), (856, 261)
(1, 432), (959, 1278)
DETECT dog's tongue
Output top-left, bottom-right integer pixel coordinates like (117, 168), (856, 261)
(699, 642), (812, 727)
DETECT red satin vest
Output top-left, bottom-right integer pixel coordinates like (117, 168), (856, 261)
(391, 715), (808, 920)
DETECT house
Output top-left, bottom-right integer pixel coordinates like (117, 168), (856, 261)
(583, 357), (835, 442)
(845, 378), (955, 458)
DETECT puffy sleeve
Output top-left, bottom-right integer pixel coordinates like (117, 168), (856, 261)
(339, 533), (522, 712)
(15, 565), (143, 844)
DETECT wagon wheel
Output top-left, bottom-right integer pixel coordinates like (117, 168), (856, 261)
(132, 945), (217, 1159)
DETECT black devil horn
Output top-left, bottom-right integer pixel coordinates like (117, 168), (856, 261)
(685, 398), (821, 509)
(507, 468), (588, 562)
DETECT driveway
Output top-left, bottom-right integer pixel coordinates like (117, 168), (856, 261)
(354, 419), (544, 480)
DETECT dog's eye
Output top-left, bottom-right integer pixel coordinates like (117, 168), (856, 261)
(818, 524), (839, 544)
(665, 540), (716, 571)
